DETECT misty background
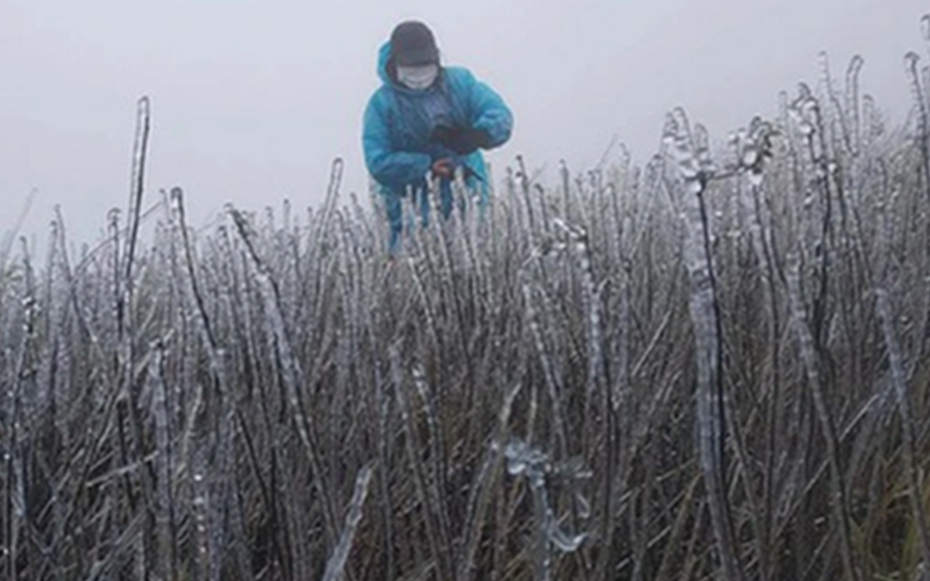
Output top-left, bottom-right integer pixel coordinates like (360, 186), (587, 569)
(1, 0), (927, 247)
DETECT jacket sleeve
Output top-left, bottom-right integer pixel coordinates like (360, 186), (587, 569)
(462, 70), (514, 149)
(363, 92), (433, 191)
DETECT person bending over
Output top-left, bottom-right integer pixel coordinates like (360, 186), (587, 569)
(362, 20), (513, 252)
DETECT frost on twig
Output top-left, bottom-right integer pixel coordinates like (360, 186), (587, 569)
(320, 464), (374, 581)
(664, 107), (747, 581)
(504, 438), (588, 581)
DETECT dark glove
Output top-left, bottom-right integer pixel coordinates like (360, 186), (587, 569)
(429, 125), (458, 147)
(430, 125), (493, 155)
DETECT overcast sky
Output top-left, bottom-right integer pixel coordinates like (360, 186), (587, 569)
(1, 1), (928, 246)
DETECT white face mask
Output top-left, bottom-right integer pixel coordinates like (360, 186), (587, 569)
(396, 64), (439, 90)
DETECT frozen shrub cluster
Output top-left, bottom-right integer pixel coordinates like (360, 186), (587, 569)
(2, 15), (930, 581)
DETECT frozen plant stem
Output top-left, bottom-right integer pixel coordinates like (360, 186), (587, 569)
(320, 464), (374, 581)
(664, 108), (746, 581)
(786, 256), (860, 581)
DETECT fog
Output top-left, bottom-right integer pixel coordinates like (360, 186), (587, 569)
(1, 1), (927, 246)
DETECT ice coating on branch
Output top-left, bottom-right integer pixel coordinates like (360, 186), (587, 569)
(548, 515), (586, 552)
(505, 438), (549, 480)
(846, 55), (864, 152)
(504, 438), (589, 557)
(904, 52), (924, 114)
(663, 108), (707, 198)
(922, 15), (930, 58)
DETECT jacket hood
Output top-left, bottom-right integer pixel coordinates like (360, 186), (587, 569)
(377, 42), (394, 85)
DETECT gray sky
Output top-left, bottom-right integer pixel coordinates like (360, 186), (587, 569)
(2, 1), (928, 246)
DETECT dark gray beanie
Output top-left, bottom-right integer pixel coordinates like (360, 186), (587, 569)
(390, 21), (439, 66)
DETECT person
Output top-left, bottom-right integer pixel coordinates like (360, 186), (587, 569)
(362, 21), (513, 252)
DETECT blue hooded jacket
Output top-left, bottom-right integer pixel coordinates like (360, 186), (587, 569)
(363, 42), (513, 247)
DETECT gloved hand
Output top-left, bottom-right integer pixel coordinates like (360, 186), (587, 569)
(430, 125), (493, 156)
(429, 125), (458, 148)
(431, 158), (456, 179)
